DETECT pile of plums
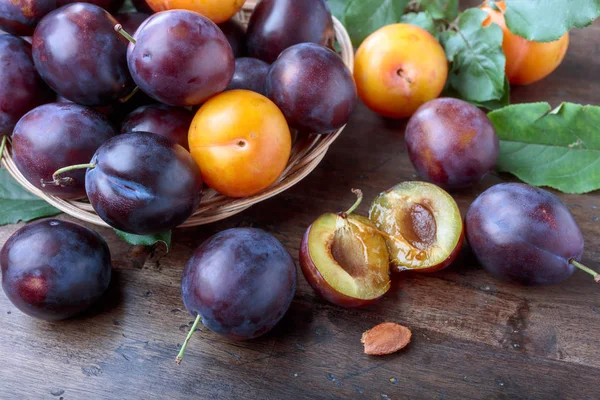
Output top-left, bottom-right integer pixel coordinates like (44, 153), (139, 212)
(0, 0), (353, 349)
(1, 0), (357, 235)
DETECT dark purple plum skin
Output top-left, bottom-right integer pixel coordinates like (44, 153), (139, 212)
(12, 102), (116, 199)
(181, 228), (297, 340)
(0, 35), (53, 135)
(465, 183), (584, 286)
(128, 10), (234, 107)
(32, 3), (135, 106)
(120, 104), (193, 150)
(218, 18), (246, 58)
(246, 0), (334, 64)
(86, 132), (203, 234)
(115, 12), (151, 38)
(0, 0), (55, 36)
(405, 98), (499, 189)
(225, 57), (270, 96)
(1, 219), (112, 321)
(266, 43), (357, 134)
(56, 90), (155, 126)
(56, 0), (124, 13)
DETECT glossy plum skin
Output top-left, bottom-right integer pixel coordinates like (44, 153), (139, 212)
(115, 12), (151, 37)
(225, 58), (270, 96)
(32, 3), (134, 106)
(0, 0), (55, 36)
(466, 183), (584, 286)
(182, 228), (297, 340)
(246, 0), (334, 63)
(1, 219), (112, 321)
(86, 132), (203, 234)
(56, 0), (125, 13)
(405, 98), (499, 189)
(120, 104), (193, 149)
(0, 35), (53, 135)
(218, 19), (246, 57)
(128, 10), (234, 107)
(12, 103), (116, 199)
(267, 43), (357, 134)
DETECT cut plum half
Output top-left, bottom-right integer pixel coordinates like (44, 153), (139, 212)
(300, 191), (391, 307)
(369, 181), (464, 272)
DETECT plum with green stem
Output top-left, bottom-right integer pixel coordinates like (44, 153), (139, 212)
(176, 228), (297, 364)
(466, 183), (600, 285)
(119, 10), (234, 107)
(13, 103), (116, 199)
(48, 132), (203, 234)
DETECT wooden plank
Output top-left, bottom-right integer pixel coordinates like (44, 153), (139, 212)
(1, 3), (600, 400)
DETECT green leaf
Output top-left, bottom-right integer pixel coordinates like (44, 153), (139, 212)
(489, 102), (600, 194)
(504, 0), (600, 42)
(326, 0), (349, 22)
(114, 229), (172, 251)
(400, 12), (437, 37)
(441, 8), (506, 104)
(342, 0), (409, 44)
(445, 75), (510, 110)
(420, 0), (459, 21)
(0, 169), (61, 225)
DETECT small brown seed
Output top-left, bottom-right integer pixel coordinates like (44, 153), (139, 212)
(361, 322), (412, 356)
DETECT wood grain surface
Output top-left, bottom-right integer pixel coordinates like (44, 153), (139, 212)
(1, 5), (600, 400)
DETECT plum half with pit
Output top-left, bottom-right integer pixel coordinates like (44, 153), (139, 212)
(299, 190), (391, 308)
(405, 98), (499, 189)
(176, 228), (296, 363)
(1, 219), (112, 321)
(369, 182), (464, 273)
(466, 183), (599, 285)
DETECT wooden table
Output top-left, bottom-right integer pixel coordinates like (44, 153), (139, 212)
(2, 16), (600, 400)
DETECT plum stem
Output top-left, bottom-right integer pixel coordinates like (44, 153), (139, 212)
(176, 314), (202, 365)
(341, 189), (363, 218)
(0, 136), (7, 161)
(570, 259), (600, 283)
(41, 163), (96, 187)
(114, 24), (136, 45)
(119, 86), (140, 103)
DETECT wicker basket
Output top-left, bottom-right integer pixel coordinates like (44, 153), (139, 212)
(0, 0), (354, 228)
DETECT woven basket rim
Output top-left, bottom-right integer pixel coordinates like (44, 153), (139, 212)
(0, 5), (355, 228)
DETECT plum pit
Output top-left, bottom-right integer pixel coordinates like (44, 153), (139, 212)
(330, 224), (369, 279)
(398, 202), (436, 250)
(369, 181), (463, 272)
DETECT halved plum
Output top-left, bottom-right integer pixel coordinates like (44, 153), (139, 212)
(300, 191), (391, 308)
(369, 182), (464, 273)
